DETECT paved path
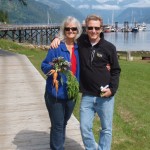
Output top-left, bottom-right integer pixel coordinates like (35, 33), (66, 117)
(0, 49), (84, 150)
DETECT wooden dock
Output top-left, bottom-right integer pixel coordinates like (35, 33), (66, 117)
(0, 49), (84, 150)
(0, 24), (60, 45)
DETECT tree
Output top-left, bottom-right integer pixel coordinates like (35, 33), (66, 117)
(9, 0), (27, 6)
(0, 0), (27, 23)
(0, 10), (9, 23)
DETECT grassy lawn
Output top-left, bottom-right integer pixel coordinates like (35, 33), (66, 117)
(0, 39), (150, 150)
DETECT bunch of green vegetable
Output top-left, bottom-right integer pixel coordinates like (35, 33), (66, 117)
(49, 57), (79, 101)
(65, 70), (79, 101)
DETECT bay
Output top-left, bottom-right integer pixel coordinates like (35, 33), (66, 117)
(104, 24), (150, 51)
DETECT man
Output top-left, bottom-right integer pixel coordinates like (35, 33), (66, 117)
(51, 14), (121, 150)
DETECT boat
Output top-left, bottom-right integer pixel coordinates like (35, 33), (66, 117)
(131, 26), (139, 32)
(121, 27), (131, 32)
(137, 22), (146, 31)
(103, 25), (111, 33)
(110, 26), (116, 32)
(131, 22), (147, 32)
(142, 22), (147, 31)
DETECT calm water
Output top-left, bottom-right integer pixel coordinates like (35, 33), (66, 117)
(104, 24), (150, 51)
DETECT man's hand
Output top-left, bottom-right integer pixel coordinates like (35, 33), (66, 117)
(101, 88), (112, 97)
(106, 64), (111, 71)
(50, 38), (61, 49)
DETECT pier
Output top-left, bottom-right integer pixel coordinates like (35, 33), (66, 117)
(0, 24), (60, 45)
(0, 23), (149, 51)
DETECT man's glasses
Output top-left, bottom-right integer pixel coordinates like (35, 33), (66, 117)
(87, 26), (101, 31)
(64, 27), (78, 31)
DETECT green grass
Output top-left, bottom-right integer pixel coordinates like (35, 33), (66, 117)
(112, 60), (150, 150)
(0, 39), (150, 150)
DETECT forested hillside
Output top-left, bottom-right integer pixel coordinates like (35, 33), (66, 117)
(0, 0), (84, 24)
(0, 0), (63, 24)
(1, 0), (149, 24)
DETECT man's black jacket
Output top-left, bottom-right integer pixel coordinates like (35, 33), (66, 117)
(77, 33), (121, 97)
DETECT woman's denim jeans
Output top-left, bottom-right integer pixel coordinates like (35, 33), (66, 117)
(45, 91), (76, 150)
(80, 95), (114, 150)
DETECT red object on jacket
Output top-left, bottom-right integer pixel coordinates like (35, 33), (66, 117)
(71, 47), (76, 75)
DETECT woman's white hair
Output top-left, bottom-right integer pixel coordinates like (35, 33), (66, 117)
(59, 16), (82, 42)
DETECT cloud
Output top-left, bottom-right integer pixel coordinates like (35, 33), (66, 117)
(78, 0), (150, 10)
(78, 5), (90, 9)
(92, 4), (120, 10)
(78, 4), (120, 10)
(125, 0), (150, 8)
(95, 0), (107, 2)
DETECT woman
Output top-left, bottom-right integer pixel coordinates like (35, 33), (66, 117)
(41, 16), (82, 150)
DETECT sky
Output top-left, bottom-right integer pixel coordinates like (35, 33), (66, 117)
(76, 0), (150, 10)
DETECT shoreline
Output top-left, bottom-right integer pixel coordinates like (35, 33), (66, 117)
(16, 42), (150, 60)
(18, 43), (150, 53)
(117, 50), (150, 55)
(117, 51), (150, 61)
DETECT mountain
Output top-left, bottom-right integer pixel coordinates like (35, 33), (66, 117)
(0, 0), (63, 24)
(116, 7), (150, 24)
(0, 0), (84, 24)
(63, 0), (150, 24)
(0, 0), (150, 24)
(35, 0), (84, 22)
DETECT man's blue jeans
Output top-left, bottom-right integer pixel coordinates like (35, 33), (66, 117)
(45, 91), (76, 150)
(80, 94), (114, 150)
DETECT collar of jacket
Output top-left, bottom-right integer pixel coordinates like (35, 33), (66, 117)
(60, 41), (78, 51)
(81, 33), (105, 47)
